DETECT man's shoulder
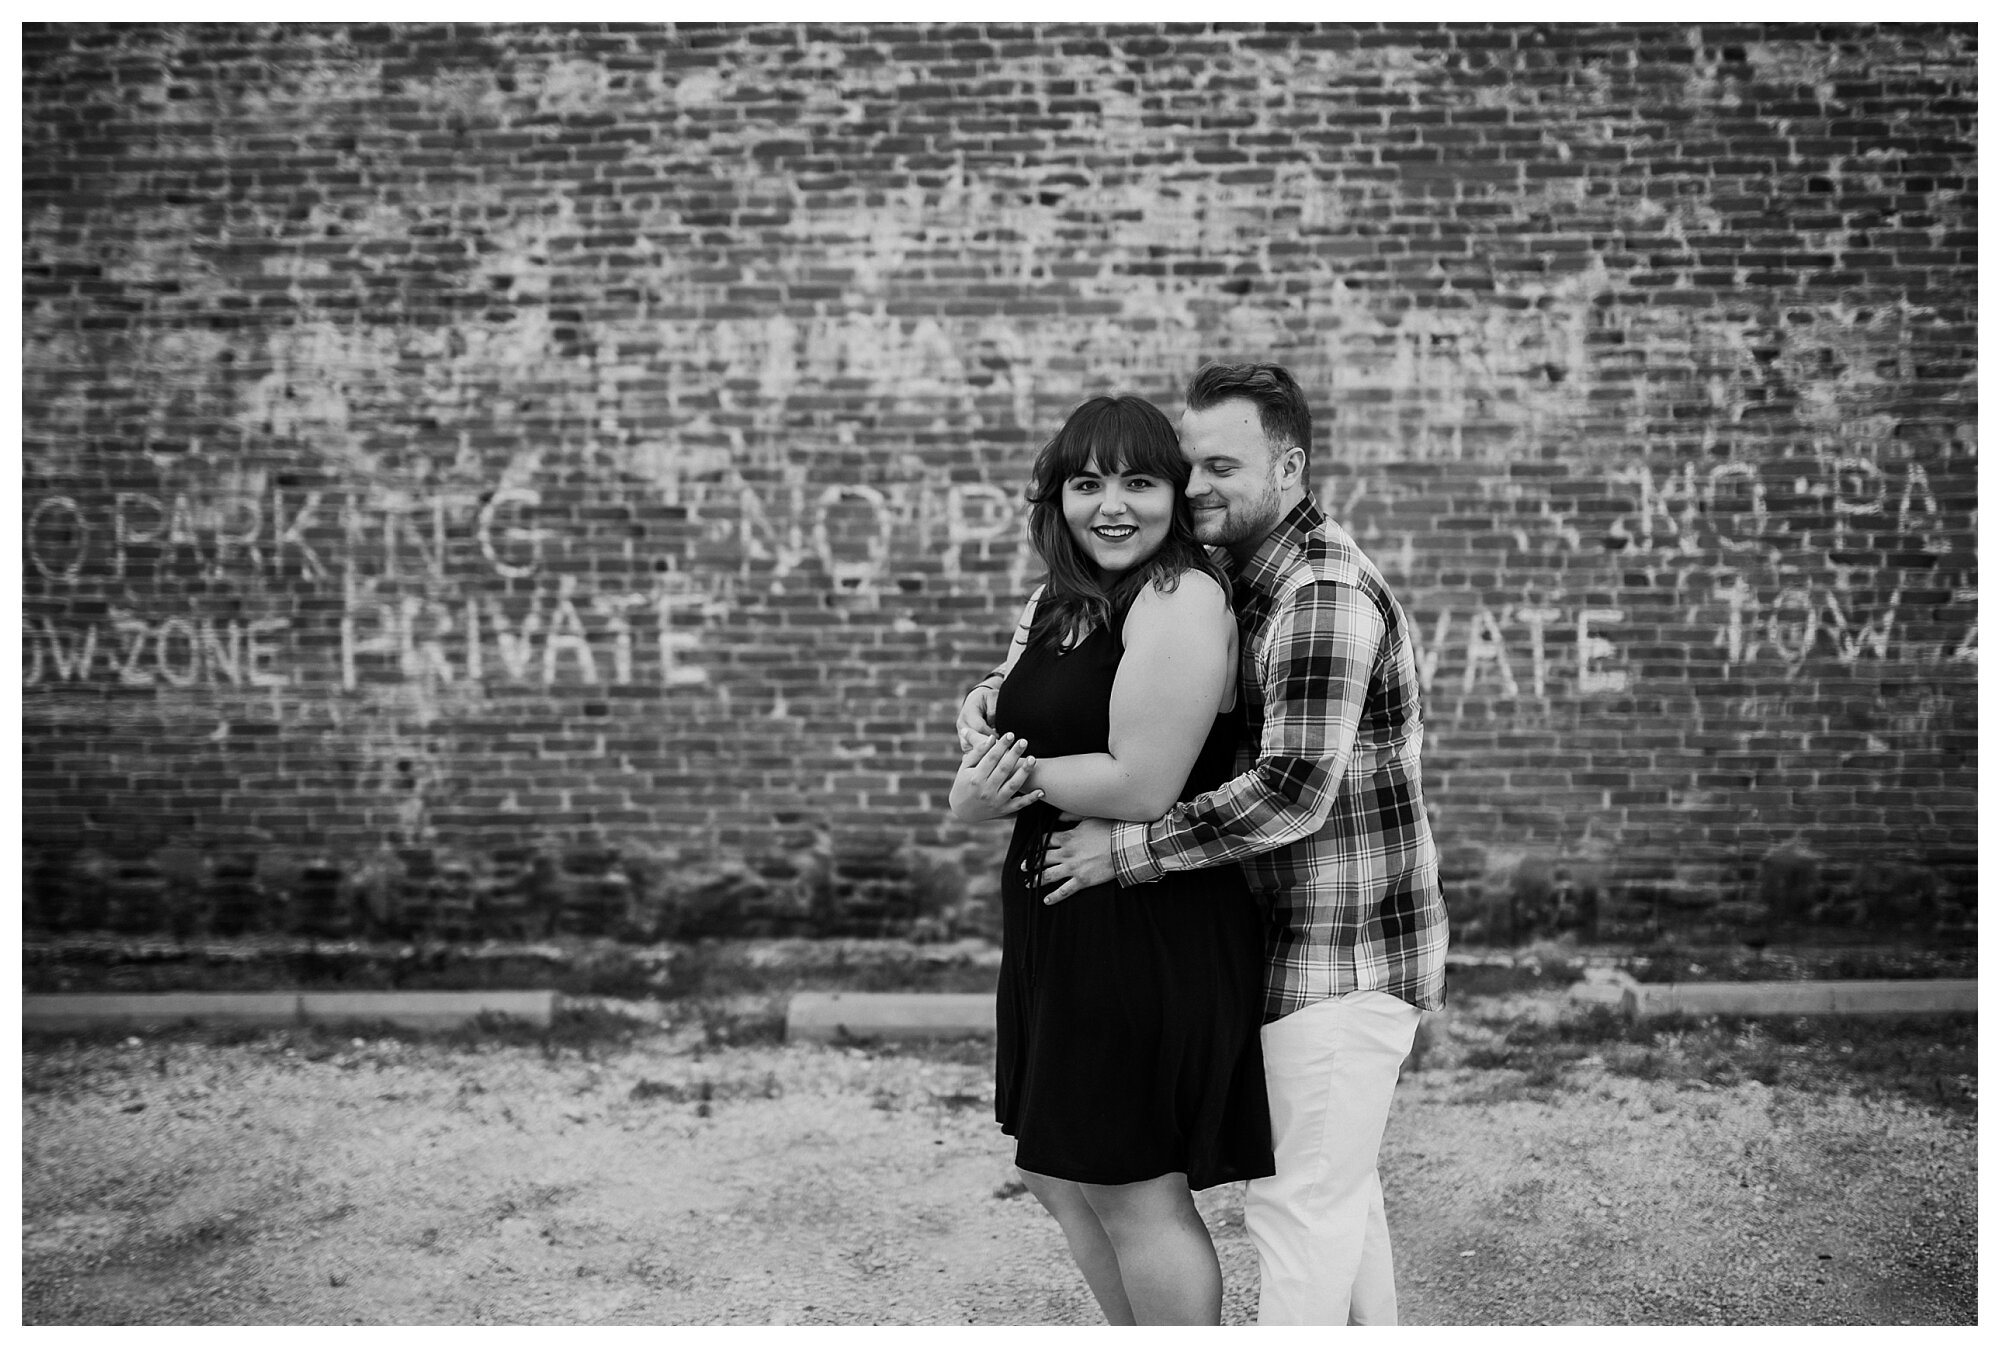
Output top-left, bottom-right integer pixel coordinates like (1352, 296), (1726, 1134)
(1258, 517), (1417, 645)
(1279, 514), (1374, 594)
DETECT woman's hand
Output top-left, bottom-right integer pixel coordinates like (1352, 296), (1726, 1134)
(948, 732), (1044, 822)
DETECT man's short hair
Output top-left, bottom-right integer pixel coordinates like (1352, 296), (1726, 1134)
(1184, 361), (1312, 474)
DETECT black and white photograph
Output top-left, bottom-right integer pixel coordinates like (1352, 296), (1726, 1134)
(14, 15), (1980, 1328)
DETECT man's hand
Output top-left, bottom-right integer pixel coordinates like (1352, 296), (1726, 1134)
(957, 683), (1000, 752)
(1037, 817), (1116, 904)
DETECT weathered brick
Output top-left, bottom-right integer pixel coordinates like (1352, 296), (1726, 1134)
(15, 20), (1976, 945)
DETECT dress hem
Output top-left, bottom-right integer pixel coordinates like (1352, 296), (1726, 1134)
(1007, 1137), (1274, 1194)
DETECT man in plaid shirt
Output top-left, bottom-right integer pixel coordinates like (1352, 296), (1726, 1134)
(983, 361), (1449, 1325)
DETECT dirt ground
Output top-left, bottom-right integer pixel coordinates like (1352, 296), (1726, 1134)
(20, 989), (1978, 1327)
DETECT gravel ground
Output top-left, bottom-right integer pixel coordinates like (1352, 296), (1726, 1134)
(21, 991), (1977, 1326)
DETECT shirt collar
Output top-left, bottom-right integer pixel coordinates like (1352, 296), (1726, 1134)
(1234, 496), (1324, 597)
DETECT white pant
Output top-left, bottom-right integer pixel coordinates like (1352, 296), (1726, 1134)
(1244, 988), (1420, 1326)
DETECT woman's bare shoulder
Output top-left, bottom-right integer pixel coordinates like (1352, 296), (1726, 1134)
(1140, 567), (1229, 609)
(1127, 569), (1231, 632)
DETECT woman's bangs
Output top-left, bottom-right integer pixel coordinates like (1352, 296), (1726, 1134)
(1035, 417), (1101, 493)
(1033, 396), (1181, 496)
(1081, 439), (1126, 479)
(1087, 410), (1178, 483)
(1130, 433), (1186, 485)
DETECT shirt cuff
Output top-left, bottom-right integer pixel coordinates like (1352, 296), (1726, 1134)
(1111, 820), (1164, 886)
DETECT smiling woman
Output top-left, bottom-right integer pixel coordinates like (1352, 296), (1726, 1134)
(944, 394), (1272, 1326)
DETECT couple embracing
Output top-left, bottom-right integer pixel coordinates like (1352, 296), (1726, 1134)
(950, 362), (1449, 1326)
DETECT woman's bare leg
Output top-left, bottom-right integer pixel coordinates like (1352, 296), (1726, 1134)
(1017, 1169), (1136, 1325)
(1080, 1172), (1222, 1325)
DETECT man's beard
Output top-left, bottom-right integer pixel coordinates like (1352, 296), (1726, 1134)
(1192, 484), (1285, 550)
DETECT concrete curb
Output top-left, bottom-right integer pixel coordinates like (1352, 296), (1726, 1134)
(22, 990), (557, 1033)
(786, 991), (995, 1043)
(1627, 977), (1976, 1018)
(782, 973), (1981, 1043)
(1568, 974), (1977, 1018)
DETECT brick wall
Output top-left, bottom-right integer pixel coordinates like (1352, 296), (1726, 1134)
(20, 22), (1978, 944)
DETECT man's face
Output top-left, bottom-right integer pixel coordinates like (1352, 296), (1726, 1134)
(1177, 397), (1295, 555)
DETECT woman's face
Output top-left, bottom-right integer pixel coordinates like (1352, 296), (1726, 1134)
(1061, 457), (1177, 582)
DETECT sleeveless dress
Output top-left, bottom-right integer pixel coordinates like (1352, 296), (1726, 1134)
(992, 593), (1275, 1191)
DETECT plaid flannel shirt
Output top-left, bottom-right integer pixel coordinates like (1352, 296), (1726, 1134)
(1110, 497), (1449, 1019)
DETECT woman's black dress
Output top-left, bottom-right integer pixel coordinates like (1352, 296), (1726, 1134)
(992, 599), (1275, 1192)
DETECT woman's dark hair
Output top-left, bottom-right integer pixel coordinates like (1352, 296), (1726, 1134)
(1185, 360), (1313, 476)
(1024, 394), (1228, 652)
